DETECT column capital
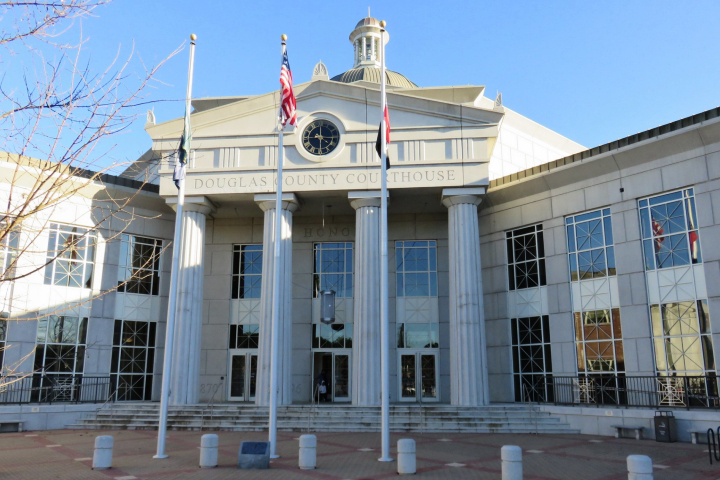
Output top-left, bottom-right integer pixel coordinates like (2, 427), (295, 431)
(255, 193), (299, 213)
(348, 190), (388, 210)
(441, 187), (486, 208)
(166, 196), (216, 215)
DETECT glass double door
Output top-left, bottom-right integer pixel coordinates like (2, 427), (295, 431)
(312, 351), (350, 402)
(398, 351), (439, 402)
(228, 351), (257, 402)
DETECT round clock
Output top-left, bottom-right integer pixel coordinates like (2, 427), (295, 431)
(302, 119), (340, 156)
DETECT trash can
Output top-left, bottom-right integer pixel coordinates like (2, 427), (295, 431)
(654, 411), (677, 442)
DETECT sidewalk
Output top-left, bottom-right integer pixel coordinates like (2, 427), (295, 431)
(0, 429), (716, 479)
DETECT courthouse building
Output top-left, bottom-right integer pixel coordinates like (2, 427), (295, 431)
(2, 17), (720, 429)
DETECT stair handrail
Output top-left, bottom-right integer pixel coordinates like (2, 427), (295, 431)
(201, 378), (224, 431)
(522, 380), (539, 435)
(94, 387), (117, 422)
(308, 382), (319, 432)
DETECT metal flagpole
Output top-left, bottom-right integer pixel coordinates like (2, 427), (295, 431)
(155, 33), (197, 459)
(378, 20), (392, 463)
(268, 33), (287, 460)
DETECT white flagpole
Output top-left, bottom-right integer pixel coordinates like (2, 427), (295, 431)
(155, 33), (196, 460)
(378, 20), (392, 463)
(268, 33), (287, 460)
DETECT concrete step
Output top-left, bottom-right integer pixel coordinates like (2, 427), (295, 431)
(71, 403), (578, 434)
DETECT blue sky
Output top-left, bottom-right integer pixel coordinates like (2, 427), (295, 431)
(39, 0), (720, 168)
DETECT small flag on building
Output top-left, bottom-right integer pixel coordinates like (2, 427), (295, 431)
(375, 105), (391, 169)
(279, 46), (297, 129)
(173, 105), (191, 189)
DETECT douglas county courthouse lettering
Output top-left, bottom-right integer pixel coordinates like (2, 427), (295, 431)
(3, 16), (720, 437)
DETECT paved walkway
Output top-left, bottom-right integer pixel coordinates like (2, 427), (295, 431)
(0, 429), (717, 479)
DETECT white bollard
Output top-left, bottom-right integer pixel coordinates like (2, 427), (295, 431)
(397, 438), (416, 475)
(627, 455), (653, 480)
(298, 434), (317, 470)
(92, 435), (114, 470)
(501, 445), (523, 480)
(199, 434), (218, 468)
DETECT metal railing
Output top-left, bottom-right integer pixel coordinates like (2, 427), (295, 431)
(0, 375), (111, 405)
(200, 378), (225, 430)
(520, 374), (720, 409)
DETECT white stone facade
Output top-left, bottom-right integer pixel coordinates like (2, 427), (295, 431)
(2, 18), (720, 423)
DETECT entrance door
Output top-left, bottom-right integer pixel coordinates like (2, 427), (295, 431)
(398, 352), (438, 402)
(228, 352), (258, 402)
(312, 351), (351, 402)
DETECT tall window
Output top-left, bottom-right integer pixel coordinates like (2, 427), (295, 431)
(396, 323), (439, 348)
(511, 316), (552, 402)
(639, 188), (701, 270)
(229, 324), (260, 348)
(111, 320), (156, 401)
(44, 224), (96, 289)
(574, 309), (624, 374)
(566, 209), (616, 281)
(117, 235), (162, 295)
(0, 225), (19, 279)
(651, 300), (714, 376)
(33, 316), (87, 400)
(396, 241), (437, 297)
(313, 243), (353, 298)
(312, 324), (352, 348)
(232, 244), (262, 299)
(506, 225), (546, 291)
(0, 319), (6, 369)
(566, 209), (624, 381)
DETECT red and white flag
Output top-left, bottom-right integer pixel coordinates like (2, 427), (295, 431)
(279, 46), (297, 128)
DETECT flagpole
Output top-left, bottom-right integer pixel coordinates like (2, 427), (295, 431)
(378, 20), (392, 463)
(155, 33), (196, 460)
(268, 33), (287, 460)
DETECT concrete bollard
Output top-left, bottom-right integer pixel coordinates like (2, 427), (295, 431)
(298, 434), (317, 470)
(501, 445), (523, 480)
(627, 455), (653, 480)
(199, 434), (218, 468)
(397, 438), (416, 475)
(92, 435), (114, 470)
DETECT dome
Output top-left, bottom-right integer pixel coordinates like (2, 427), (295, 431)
(331, 67), (417, 89)
(355, 17), (380, 28)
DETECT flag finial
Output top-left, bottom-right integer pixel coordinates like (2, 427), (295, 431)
(190, 33), (197, 41)
(380, 20), (386, 28)
(281, 34), (287, 41)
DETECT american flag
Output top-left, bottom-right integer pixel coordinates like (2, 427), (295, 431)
(279, 46), (297, 128)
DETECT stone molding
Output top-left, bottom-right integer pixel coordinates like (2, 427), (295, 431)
(254, 193), (300, 213)
(441, 187), (486, 207)
(166, 195), (216, 215)
(348, 190), (386, 209)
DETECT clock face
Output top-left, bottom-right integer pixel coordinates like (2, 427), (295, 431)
(302, 119), (340, 156)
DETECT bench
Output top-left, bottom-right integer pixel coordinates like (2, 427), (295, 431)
(0, 420), (23, 433)
(612, 424), (643, 440)
(690, 431), (708, 445)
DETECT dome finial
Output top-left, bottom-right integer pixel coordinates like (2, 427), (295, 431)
(349, 15), (387, 69)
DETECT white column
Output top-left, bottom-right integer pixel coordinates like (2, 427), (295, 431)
(371, 36), (376, 62)
(168, 198), (214, 405)
(349, 191), (382, 406)
(255, 193), (298, 406)
(362, 37), (367, 62)
(354, 40), (359, 67)
(442, 188), (489, 406)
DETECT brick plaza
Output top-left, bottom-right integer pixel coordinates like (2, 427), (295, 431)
(0, 429), (717, 479)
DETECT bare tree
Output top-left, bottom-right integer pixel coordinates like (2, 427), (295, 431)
(0, 0), (180, 391)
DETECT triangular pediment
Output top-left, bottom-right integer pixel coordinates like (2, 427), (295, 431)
(146, 79), (503, 150)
